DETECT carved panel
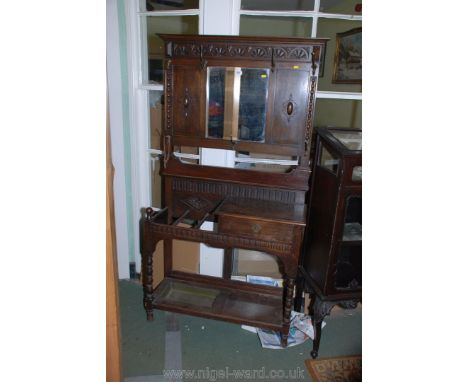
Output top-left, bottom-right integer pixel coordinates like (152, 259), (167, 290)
(170, 42), (312, 62)
(145, 221), (298, 276)
(282, 93), (297, 123)
(181, 196), (212, 211)
(172, 66), (202, 136)
(173, 43), (201, 57)
(148, 222), (290, 252)
(272, 68), (309, 146)
(172, 178), (298, 203)
(274, 47), (310, 60)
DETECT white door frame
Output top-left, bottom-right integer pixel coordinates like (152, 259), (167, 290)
(118, 0), (362, 278)
(107, 0), (130, 279)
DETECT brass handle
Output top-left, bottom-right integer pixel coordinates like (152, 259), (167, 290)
(286, 101), (294, 115)
(183, 96), (189, 108)
(251, 223), (262, 233)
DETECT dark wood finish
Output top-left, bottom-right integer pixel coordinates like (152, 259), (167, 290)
(218, 215), (295, 243)
(216, 197), (306, 244)
(164, 157), (311, 191)
(295, 127), (362, 358)
(173, 135), (302, 157)
(172, 65), (203, 137)
(216, 197), (306, 224)
(271, 68), (310, 146)
(169, 270), (282, 297)
(222, 248), (233, 279)
(140, 34), (327, 347)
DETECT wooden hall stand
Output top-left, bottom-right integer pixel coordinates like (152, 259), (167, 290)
(141, 34), (327, 347)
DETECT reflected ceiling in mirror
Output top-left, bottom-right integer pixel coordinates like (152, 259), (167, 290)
(206, 67), (269, 143)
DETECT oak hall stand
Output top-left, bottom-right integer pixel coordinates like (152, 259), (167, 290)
(141, 35), (327, 347)
(295, 127), (362, 357)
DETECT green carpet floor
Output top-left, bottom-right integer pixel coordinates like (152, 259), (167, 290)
(119, 279), (361, 380)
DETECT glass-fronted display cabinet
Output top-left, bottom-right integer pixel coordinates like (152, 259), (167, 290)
(295, 127), (361, 358)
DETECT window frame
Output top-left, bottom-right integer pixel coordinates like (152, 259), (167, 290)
(123, 0), (362, 274)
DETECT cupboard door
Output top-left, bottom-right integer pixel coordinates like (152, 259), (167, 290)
(334, 244), (362, 290)
(271, 68), (310, 146)
(172, 65), (203, 137)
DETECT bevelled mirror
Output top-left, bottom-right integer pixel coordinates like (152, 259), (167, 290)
(206, 67), (269, 142)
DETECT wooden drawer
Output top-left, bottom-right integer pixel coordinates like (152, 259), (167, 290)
(217, 215), (294, 243)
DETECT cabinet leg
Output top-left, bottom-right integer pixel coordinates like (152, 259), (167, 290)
(142, 251), (154, 321)
(310, 298), (335, 359)
(311, 318), (322, 359)
(281, 278), (295, 347)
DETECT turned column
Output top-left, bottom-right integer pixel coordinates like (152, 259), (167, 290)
(142, 212), (161, 321)
(142, 247), (154, 321)
(281, 278), (295, 347)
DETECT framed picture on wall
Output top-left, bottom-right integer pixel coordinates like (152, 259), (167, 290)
(332, 27), (362, 84)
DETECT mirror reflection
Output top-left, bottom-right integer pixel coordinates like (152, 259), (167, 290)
(206, 67), (269, 142)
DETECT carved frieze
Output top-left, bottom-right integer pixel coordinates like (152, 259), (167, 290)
(170, 42), (312, 61)
(144, 221), (298, 276)
(173, 178), (298, 203)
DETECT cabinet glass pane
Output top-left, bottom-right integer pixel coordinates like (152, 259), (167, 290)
(318, 144), (339, 175)
(343, 196), (361, 241)
(241, 0), (314, 11)
(352, 166), (362, 182)
(143, 0), (199, 11)
(145, 16), (198, 84)
(206, 67), (269, 142)
(316, 18), (361, 92)
(320, 0), (362, 15)
(240, 16), (312, 37)
(335, 245), (361, 289)
(331, 130), (362, 151)
(314, 99), (361, 129)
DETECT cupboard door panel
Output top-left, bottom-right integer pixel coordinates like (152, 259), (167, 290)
(172, 65), (203, 137)
(271, 69), (310, 146)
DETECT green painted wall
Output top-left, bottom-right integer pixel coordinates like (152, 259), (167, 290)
(240, 15), (362, 129)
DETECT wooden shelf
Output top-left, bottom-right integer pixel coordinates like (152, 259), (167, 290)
(153, 277), (283, 331)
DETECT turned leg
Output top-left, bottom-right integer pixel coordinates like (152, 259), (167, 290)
(142, 250), (154, 321)
(310, 297), (335, 359)
(294, 274), (305, 312)
(281, 278), (295, 347)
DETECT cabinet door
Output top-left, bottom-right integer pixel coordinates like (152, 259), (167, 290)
(334, 244), (362, 290)
(271, 68), (310, 146)
(172, 65), (203, 137)
(334, 195), (362, 291)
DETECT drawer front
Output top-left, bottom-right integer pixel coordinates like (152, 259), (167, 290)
(218, 216), (294, 243)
